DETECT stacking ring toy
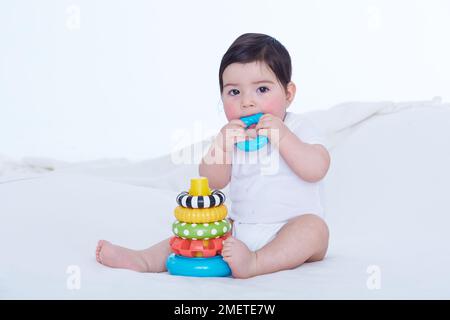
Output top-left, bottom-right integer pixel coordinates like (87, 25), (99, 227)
(169, 233), (230, 257)
(176, 190), (225, 208)
(174, 205), (227, 223)
(172, 219), (231, 240)
(166, 253), (231, 277)
(236, 112), (269, 152)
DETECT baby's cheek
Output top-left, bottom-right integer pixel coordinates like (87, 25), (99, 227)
(223, 103), (240, 121)
(261, 97), (286, 118)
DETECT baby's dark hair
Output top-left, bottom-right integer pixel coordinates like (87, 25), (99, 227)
(219, 33), (292, 94)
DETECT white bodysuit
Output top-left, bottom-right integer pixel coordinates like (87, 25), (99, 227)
(229, 111), (327, 251)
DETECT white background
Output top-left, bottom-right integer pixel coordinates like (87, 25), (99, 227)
(1, 0), (449, 161)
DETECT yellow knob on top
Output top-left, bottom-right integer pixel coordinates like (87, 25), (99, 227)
(188, 177), (211, 196)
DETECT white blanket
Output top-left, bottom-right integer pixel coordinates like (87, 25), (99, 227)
(1, 97), (449, 299)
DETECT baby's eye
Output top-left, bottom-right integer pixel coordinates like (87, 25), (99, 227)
(228, 89), (240, 96)
(257, 86), (269, 93)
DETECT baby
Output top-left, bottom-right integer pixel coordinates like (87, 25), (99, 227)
(96, 33), (330, 279)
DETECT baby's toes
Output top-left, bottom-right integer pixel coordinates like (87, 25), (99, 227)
(223, 237), (235, 245)
(222, 254), (232, 264)
(222, 245), (234, 256)
(97, 240), (105, 249)
(221, 247), (231, 257)
(96, 240), (107, 263)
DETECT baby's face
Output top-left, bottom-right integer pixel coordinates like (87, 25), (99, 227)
(221, 61), (294, 122)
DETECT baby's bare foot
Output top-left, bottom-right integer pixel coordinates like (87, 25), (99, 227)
(222, 237), (258, 279)
(96, 240), (149, 272)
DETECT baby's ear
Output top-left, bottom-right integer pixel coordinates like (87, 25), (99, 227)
(285, 81), (296, 104)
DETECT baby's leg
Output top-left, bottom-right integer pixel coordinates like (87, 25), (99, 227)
(96, 238), (172, 273)
(223, 214), (329, 278)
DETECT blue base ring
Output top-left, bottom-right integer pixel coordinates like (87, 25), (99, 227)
(235, 112), (269, 152)
(166, 253), (231, 277)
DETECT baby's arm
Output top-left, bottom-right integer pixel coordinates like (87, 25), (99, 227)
(277, 131), (330, 182)
(199, 119), (247, 189)
(199, 143), (232, 189)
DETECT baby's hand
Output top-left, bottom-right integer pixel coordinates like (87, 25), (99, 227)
(215, 119), (247, 153)
(255, 114), (290, 145)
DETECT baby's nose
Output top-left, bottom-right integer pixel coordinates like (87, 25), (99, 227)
(240, 93), (256, 109)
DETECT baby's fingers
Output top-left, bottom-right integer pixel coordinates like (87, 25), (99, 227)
(246, 128), (258, 139)
(228, 119), (247, 128)
(233, 134), (248, 144)
(227, 127), (246, 135)
(254, 119), (269, 131)
(257, 128), (271, 137)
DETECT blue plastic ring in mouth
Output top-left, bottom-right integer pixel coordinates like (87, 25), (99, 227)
(235, 112), (269, 152)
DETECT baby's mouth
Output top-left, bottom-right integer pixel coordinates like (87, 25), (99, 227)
(247, 124), (257, 130)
